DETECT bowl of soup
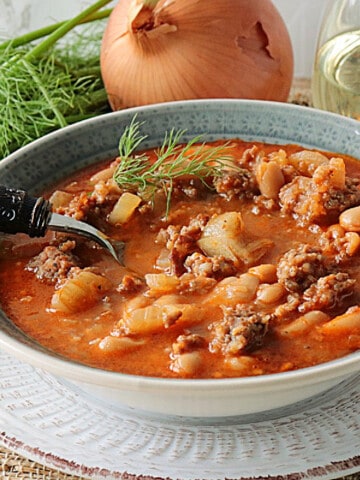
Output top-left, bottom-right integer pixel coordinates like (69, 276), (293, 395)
(0, 99), (359, 417)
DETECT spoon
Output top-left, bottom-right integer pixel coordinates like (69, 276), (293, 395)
(0, 185), (124, 264)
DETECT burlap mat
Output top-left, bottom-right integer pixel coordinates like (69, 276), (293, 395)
(1, 79), (359, 479)
(1, 447), (86, 479)
(1, 444), (359, 480)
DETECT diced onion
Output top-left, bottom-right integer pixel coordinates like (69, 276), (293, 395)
(108, 192), (141, 225)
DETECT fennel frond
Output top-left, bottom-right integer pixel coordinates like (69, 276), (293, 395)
(0, 0), (113, 158)
(113, 118), (236, 214)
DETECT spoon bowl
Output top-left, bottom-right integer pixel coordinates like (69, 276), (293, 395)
(48, 213), (124, 264)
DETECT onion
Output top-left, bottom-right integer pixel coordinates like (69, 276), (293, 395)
(100, 0), (294, 109)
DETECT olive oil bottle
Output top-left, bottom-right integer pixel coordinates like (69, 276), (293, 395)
(312, 29), (360, 119)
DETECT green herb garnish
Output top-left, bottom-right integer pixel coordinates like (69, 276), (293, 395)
(0, 0), (113, 158)
(113, 117), (236, 215)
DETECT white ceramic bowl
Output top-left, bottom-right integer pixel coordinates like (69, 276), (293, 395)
(0, 99), (359, 418)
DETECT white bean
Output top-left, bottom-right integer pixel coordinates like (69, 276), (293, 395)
(207, 274), (259, 306)
(345, 232), (360, 256)
(326, 224), (345, 239)
(99, 336), (144, 353)
(339, 206), (360, 232)
(171, 352), (202, 375)
(257, 283), (285, 305)
(256, 160), (285, 199)
(248, 263), (277, 284)
(123, 295), (150, 312)
(321, 307), (360, 335)
(224, 356), (260, 374)
(277, 311), (329, 336)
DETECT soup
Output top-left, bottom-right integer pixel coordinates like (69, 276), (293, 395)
(0, 131), (359, 378)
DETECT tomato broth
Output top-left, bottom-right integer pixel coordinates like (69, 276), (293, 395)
(0, 139), (359, 378)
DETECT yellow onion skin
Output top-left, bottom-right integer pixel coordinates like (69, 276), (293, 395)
(100, 0), (294, 110)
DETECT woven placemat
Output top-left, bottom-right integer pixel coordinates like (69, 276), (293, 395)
(1, 79), (358, 480)
(1, 447), (85, 479)
(1, 444), (360, 480)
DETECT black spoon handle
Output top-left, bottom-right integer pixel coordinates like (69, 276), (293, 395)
(0, 185), (52, 237)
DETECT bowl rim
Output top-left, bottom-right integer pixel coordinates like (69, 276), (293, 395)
(0, 98), (359, 391)
(2, 98), (360, 166)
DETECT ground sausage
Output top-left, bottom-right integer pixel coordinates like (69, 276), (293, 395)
(172, 333), (206, 355)
(184, 252), (237, 279)
(300, 272), (355, 313)
(54, 192), (91, 222)
(26, 242), (79, 284)
(277, 244), (329, 293)
(209, 306), (271, 355)
(161, 215), (209, 276)
(279, 174), (360, 226)
(117, 274), (145, 295)
(324, 178), (360, 220)
(213, 169), (258, 200)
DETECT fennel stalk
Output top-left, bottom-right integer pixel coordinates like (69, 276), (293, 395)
(0, 0), (113, 159)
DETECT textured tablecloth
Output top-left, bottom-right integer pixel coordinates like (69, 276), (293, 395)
(1, 79), (359, 480)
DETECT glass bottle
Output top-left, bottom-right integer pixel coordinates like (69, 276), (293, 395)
(311, 0), (360, 119)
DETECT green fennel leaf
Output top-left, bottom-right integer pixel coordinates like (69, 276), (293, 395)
(113, 119), (236, 215)
(0, 0), (113, 159)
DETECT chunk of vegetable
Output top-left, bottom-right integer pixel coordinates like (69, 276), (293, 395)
(198, 236), (239, 263)
(121, 300), (206, 335)
(198, 212), (272, 265)
(108, 192), (141, 225)
(49, 190), (73, 209)
(145, 273), (180, 294)
(122, 304), (183, 334)
(288, 150), (328, 176)
(90, 166), (116, 183)
(201, 212), (244, 238)
(198, 236), (272, 266)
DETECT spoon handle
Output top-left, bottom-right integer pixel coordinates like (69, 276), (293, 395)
(0, 185), (51, 237)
